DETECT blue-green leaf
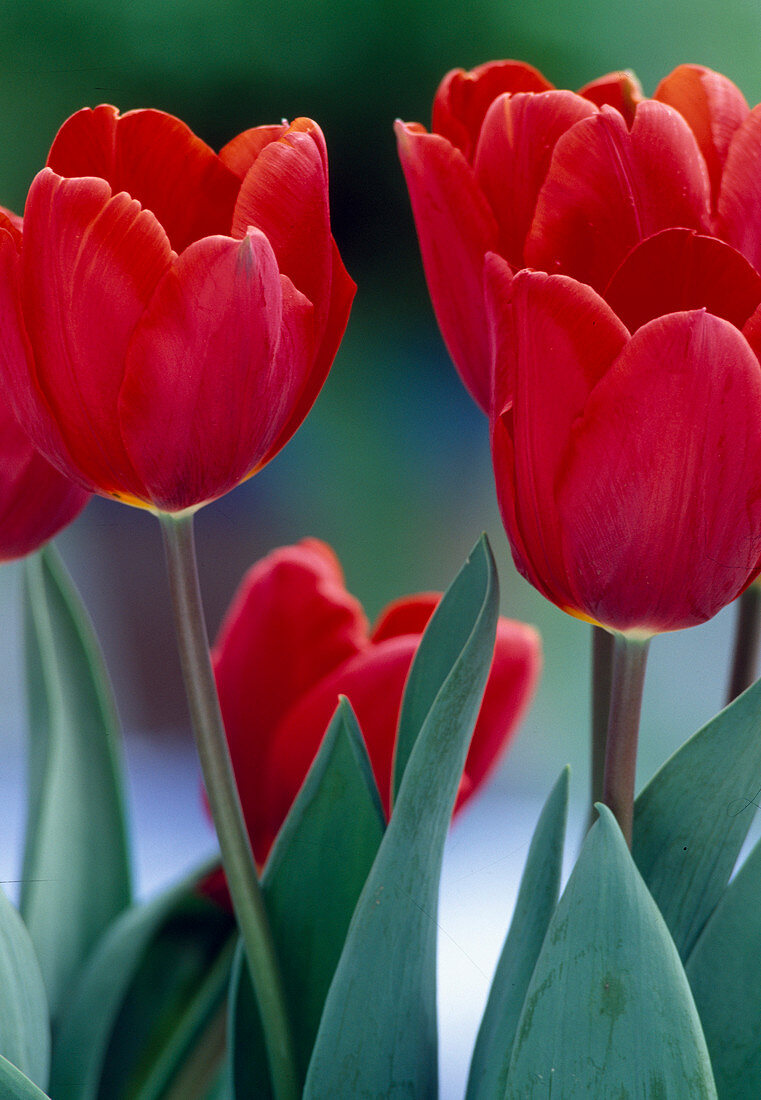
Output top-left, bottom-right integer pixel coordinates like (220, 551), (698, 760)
(686, 833), (761, 1098)
(506, 805), (717, 1098)
(51, 861), (233, 1100)
(22, 547), (131, 1017)
(304, 535), (498, 1098)
(0, 888), (49, 1091)
(466, 766), (568, 1100)
(229, 697), (385, 1097)
(0, 1056), (51, 1100)
(632, 677), (761, 959)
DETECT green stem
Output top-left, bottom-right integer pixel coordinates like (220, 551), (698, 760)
(726, 583), (761, 704)
(590, 625), (614, 829)
(601, 634), (650, 848)
(159, 512), (298, 1100)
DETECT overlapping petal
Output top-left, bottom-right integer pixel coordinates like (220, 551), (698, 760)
(577, 70), (643, 124)
(526, 102), (712, 291)
(557, 311), (761, 632)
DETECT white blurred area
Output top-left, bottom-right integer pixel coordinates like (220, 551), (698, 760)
(0, 512), (755, 1099)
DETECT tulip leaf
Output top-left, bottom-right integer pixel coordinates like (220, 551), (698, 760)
(0, 1056), (52, 1100)
(632, 676), (761, 959)
(465, 766), (569, 1100)
(685, 832), (761, 1097)
(228, 696), (386, 1097)
(505, 805), (717, 1098)
(50, 860), (234, 1100)
(304, 535), (498, 1099)
(0, 887), (49, 1091)
(22, 546), (132, 1018)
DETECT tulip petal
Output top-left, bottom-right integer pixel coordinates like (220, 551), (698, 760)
(231, 119), (331, 329)
(218, 123), (290, 179)
(474, 91), (597, 268)
(717, 105), (761, 273)
(120, 230), (314, 511)
(212, 539), (370, 862)
(46, 105), (241, 252)
(604, 228), (761, 333)
(370, 594), (438, 642)
(20, 169), (173, 499)
(526, 102), (712, 292)
(558, 311), (761, 633)
(577, 70), (643, 125)
(654, 64), (748, 203)
(432, 61), (554, 161)
(0, 396), (89, 561)
(489, 268), (629, 609)
(396, 121), (499, 412)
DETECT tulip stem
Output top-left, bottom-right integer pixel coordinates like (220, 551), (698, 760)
(726, 583), (761, 704)
(159, 512), (298, 1100)
(601, 633), (650, 848)
(590, 625), (614, 829)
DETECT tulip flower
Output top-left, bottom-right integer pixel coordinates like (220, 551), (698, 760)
(396, 60), (759, 414)
(211, 538), (541, 865)
(0, 106), (355, 513)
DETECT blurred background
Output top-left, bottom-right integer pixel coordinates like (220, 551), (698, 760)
(0, 0), (760, 1092)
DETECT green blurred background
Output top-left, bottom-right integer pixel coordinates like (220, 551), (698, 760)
(1, 0), (759, 804)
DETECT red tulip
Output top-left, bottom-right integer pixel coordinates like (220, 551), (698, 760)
(396, 60), (757, 414)
(487, 233), (761, 635)
(211, 539), (541, 865)
(0, 107), (355, 512)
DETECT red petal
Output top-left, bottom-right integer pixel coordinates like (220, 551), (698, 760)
(254, 237), (355, 473)
(0, 395), (89, 561)
(458, 618), (541, 806)
(558, 311), (761, 632)
(231, 119), (332, 329)
(120, 230), (314, 511)
(604, 228), (761, 332)
(717, 105), (761, 272)
(489, 268), (629, 612)
(432, 61), (554, 161)
(526, 102), (712, 292)
(474, 91), (597, 268)
(654, 65), (748, 204)
(20, 169), (173, 500)
(212, 539), (370, 865)
(260, 637), (418, 861)
(218, 124), (290, 179)
(396, 121), (499, 412)
(47, 105), (241, 252)
(577, 71), (643, 125)
(371, 593), (439, 642)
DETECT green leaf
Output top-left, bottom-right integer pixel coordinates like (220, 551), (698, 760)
(51, 861), (234, 1100)
(229, 697), (386, 1097)
(0, 888), (49, 1090)
(686, 833), (761, 1097)
(304, 535), (499, 1099)
(632, 676), (761, 959)
(506, 805), (717, 1098)
(0, 1055), (51, 1100)
(465, 766), (569, 1100)
(22, 547), (132, 1017)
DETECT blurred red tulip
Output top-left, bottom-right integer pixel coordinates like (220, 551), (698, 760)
(0, 107), (354, 512)
(211, 539), (541, 866)
(487, 243), (761, 635)
(396, 60), (756, 413)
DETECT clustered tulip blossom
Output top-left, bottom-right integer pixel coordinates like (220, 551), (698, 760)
(0, 106), (355, 514)
(211, 539), (541, 865)
(397, 61), (761, 635)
